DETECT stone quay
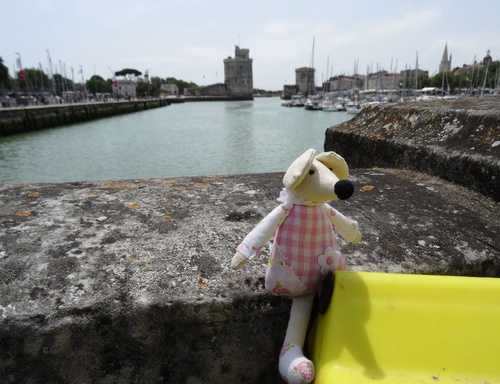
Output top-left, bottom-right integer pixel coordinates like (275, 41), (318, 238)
(0, 98), (169, 137)
(0, 98), (499, 383)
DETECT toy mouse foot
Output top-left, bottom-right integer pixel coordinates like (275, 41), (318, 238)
(279, 343), (315, 384)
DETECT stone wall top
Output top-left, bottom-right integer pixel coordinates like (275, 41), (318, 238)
(1, 169), (499, 382)
(325, 98), (500, 201)
(1, 97), (499, 382)
(345, 98), (499, 156)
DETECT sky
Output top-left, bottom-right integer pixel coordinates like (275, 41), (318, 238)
(1, 0), (499, 91)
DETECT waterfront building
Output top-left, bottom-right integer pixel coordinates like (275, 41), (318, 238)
(362, 71), (403, 99)
(325, 75), (364, 93)
(113, 80), (137, 99)
(161, 84), (179, 96)
(453, 50), (496, 74)
(399, 68), (429, 92)
(451, 50), (498, 94)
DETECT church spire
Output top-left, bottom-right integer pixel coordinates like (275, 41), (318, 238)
(441, 43), (449, 62)
(439, 43), (452, 73)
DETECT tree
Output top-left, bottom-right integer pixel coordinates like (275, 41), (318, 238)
(86, 75), (111, 94)
(419, 73), (430, 88)
(21, 67), (50, 93)
(51, 73), (74, 96)
(166, 77), (198, 94)
(136, 79), (149, 97)
(0, 56), (11, 91)
(115, 68), (142, 80)
(150, 76), (164, 92)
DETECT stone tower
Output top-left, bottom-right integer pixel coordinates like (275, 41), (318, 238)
(439, 43), (452, 73)
(223, 46), (253, 99)
(295, 67), (316, 96)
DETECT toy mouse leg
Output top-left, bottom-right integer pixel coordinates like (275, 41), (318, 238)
(279, 293), (315, 384)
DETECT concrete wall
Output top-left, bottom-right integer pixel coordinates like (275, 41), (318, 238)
(1, 98), (499, 383)
(0, 99), (169, 136)
(188, 83), (228, 97)
(281, 85), (298, 99)
(324, 98), (500, 202)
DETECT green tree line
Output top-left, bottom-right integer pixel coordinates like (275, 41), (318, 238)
(0, 59), (199, 97)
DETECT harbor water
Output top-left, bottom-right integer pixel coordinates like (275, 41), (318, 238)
(0, 98), (352, 185)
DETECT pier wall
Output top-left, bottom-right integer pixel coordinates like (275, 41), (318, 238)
(0, 98), (169, 137)
(325, 98), (500, 202)
(0, 99), (499, 383)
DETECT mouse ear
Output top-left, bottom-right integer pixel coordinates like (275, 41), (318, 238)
(315, 151), (349, 180)
(283, 148), (316, 190)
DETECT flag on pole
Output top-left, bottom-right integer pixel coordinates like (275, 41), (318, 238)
(78, 65), (83, 75)
(112, 75), (118, 87)
(16, 57), (22, 69)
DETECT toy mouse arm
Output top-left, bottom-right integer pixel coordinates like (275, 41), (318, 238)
(231, 203), (291, 270)
(322, 204), (362, 243)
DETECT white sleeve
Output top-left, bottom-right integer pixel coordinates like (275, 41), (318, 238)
(236, 204), (290, 260)
(321, 203), (361, 243)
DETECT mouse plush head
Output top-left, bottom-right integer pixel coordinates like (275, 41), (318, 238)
(283, 148), (354, 204)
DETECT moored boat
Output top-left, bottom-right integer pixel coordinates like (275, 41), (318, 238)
(322, 97), (346, 112)
(304, 95), (323, 110)
(292, 93), (306, 107)
(345, 99), (362, 114)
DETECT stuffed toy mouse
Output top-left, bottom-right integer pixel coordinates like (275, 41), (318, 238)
(231, 148), (361, 384)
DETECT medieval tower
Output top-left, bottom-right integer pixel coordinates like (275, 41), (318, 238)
(223, 46), (253, 99)
(439, 43), (452, 73)
(295, 67), (316, 96)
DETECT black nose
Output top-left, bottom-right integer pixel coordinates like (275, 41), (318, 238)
(334, 180), (354, 200)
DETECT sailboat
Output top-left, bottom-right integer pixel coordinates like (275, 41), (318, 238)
(304, 95), (323, 110)
(346, 60), (362, 114)
(346, 97), (362, 114)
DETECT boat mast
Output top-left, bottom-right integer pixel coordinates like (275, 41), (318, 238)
(393, 59), (398, 100)
(325, 55), (329, 92)
(481, 59), (490, 97)
(306, 36), (315, 97)
(495, 67), (500, 93)
(415, 51), (419, 92)
(469, 54), (476, 96)
(38, 62), (45, 94)
(442, 67), (445, 97)
(47, 49), (55, 96)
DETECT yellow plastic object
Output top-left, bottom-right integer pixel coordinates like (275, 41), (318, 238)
(311, 271), (500, 383)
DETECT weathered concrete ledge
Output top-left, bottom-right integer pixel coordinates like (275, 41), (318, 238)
(1, 170), (499, 383)
(0, 98), (169, 137)
(325, 98), (500, 202)
(1, 98), (499, 382)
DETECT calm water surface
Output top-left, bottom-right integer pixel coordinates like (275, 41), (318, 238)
(0, 98), (352, 184)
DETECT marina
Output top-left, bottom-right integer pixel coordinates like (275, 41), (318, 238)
(0, 97), (352, 185)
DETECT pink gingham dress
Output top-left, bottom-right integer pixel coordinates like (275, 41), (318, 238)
(236, 189), (350, 297)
